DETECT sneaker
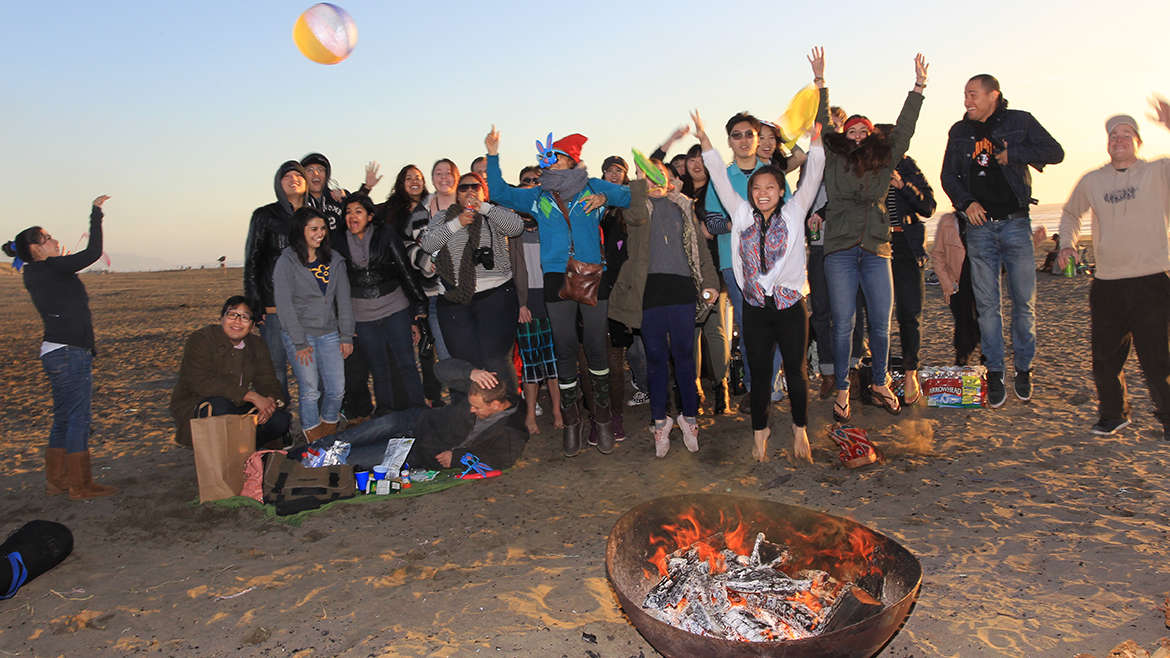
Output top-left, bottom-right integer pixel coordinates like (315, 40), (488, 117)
(771, 386), (785, 403)
(612, 415), (626, 442)
(653, 417), (674, 458)
(627, 390), (650, 407)
(1090, 418), (1131, 436)
(677, 414), (699, 453)
(534, 402), (543, 417)
(987, 372), (1007, 408)
(1014, 370), (1032, 401)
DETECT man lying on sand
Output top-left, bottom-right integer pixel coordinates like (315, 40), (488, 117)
(304, 358), (529, 471)
(1058, 100), (1170, 441)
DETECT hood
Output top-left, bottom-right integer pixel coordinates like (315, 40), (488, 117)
(274, 160), (307, 216)
(301, 152), (332, 200)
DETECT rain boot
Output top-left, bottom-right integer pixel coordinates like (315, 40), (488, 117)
(45, 448), (68, 496)
(560, 382), (584, 457)
(590, 371), (615, 455)
(65, 451), (117, 500)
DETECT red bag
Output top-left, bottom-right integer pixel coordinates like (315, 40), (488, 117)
(241, 449), (286, 502)
(829, 426), (880, 469)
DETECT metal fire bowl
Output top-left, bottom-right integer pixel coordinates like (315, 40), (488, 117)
(606, 494), (922, 657)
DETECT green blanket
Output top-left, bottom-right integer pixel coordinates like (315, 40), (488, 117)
(196, 470), (471, 526)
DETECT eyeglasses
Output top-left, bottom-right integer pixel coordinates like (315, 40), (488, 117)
(224, 311), (252, 322)
(457, 183), (482, 192)
(730, 130), (756, 140)
(520, 177), (540, 185)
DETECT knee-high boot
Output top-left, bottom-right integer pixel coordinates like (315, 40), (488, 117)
(589, 370), (615, 455)
(560, 380), (585, 457)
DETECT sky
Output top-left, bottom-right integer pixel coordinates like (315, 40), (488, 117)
(3, 0), (1169, 270)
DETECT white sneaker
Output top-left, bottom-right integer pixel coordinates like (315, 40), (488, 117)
(676, 414), (699, 453)
(628, 390), (650, 406)
(534, 402), (543, 417)
(653, 417), (674, 458)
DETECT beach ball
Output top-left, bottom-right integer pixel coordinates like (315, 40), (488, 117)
(293, 3), (358, 65)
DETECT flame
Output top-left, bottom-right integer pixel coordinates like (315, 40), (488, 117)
(789, 589), (824, 614)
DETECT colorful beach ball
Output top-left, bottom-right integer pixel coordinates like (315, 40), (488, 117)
(293, 3), (358, 65)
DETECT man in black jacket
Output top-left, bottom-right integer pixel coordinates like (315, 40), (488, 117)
(243, 160), (307, 399)
(940, 74), (1064, 408)
(306, 358), (528, 471)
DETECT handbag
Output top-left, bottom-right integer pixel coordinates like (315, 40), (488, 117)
(190, 402), (257, 502)
(550, 191), (603, 306)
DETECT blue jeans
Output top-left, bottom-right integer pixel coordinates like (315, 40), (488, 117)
(965, 215), (1037, 373)
(281, 331), (345, 430)
(41, 346), (92, 453)
(824, 246), (894, 390)
(437, 283), (520, 393)
(259, 312), (290, 401)
(356, 309), (425, 412)
(723, 268), (783, 393)
(642, 304), (699, 421)
(310, 407), (424, 467)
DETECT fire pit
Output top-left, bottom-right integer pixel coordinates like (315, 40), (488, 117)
(606, 494), (921, 657)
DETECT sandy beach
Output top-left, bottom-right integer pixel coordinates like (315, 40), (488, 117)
(1, 258), (1168, 657)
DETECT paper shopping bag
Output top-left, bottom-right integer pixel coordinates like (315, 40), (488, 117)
(190, 404), (257, 502)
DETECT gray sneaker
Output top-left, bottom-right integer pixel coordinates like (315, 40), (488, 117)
(1090, 418), (1130, 436)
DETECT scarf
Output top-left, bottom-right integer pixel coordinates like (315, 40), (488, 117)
(539, 166), (589, 201)
(436, 206), (481, 304)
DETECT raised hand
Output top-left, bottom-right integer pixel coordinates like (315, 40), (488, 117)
(485, 124), (500, 155)
(365, 161), (382, 189)
(914, 53), (929, 87)
(1149, 95), (1170, 132)
(808, 46), (825, 85)
(92, 195), (110, 208)
(690, 110), (712, 150)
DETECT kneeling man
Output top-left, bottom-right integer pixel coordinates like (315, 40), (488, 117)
(170, 296), (291, 448)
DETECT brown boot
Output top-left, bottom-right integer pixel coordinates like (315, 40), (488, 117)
(818, 374), (837, 400)
(302, 421), (338, 443)
(65, 451), (117, 500)
(45, 447), (68, 495)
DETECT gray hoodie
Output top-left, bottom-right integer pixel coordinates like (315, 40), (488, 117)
(273, 247), (354, 350)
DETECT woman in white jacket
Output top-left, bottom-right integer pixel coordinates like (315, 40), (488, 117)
(693, 110), (824, 463)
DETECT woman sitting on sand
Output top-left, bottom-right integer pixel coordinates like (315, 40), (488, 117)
(5, 196), (117, 499)
(807, 47), (929, 422)
(273, 207), (354, 441)
(696, 107), (826, 464)
(419, 172), (524, 394)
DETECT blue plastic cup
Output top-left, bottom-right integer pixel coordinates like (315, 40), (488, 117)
(372, 465), (389, 480)
(355, 471), (371, 492)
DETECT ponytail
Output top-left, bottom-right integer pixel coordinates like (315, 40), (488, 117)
(4, 227), (42, 270)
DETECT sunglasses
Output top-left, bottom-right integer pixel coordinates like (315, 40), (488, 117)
(730, 130), (757, 140)
(520, 177), (540, 185)
(457, 183), (483, 192)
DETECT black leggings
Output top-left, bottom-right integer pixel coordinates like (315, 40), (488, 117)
(891, 237), (924, 371)
(742, 298), (809, 430)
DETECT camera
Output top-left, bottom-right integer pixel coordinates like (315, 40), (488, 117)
(473, 246), (494, 270)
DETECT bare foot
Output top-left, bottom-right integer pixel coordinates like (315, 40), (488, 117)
(752, 428), (770, 462)
(526, 416), (540, 435)
(792, 425), (812, 464)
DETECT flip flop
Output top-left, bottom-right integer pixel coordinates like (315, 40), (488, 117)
(871, 387), (902, 415)
(832, 400), (851, 423)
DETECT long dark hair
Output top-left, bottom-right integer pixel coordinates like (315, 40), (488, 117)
(4, 227), (43, 263)
(384, 165), (428, 228)
(824, 123), (893, 176)
(746, 166), (788, 215)
(289, 207), (331, 265)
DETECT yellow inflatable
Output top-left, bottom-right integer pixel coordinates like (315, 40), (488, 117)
(293, 3), (358, 65)
(776, 85), (820, 149)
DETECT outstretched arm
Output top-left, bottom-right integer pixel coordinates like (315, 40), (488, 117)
(651, 125), (691, 161)
(888, 54), (928, 166)
(1149, 95), (1170, 132)
(693, 110), (748, 219)
(49, 197), (108, 273)
(484, 125), (540, 213)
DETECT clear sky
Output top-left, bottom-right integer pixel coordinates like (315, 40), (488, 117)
(3, 0), (1169, 269)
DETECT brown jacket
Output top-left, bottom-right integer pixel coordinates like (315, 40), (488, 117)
(169, 325), (285, 447)
(608, 179), (719, 329)
(930, 213), (966, 303)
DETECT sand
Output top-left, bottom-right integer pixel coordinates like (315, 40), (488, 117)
(1, 262), (1168, 657)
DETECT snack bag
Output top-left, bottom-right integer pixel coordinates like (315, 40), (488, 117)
(829, 426), (879, 469)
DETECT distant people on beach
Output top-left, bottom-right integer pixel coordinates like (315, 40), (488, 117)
(6, 196), (118, 499)
(940, 73), (1064, 409)
(170, 296), (291, 449)
(1058, 102), (1170, 442)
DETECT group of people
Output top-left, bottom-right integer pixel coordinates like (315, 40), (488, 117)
(10, 47), (1170, 500)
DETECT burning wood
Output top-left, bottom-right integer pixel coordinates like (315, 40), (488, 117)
(643, 530), (884, 642)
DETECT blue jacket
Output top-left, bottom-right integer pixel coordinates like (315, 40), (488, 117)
(486, 155), (630, 273)
(941, 108), (1063, 212)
